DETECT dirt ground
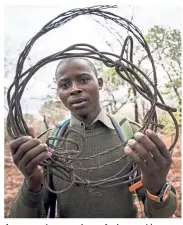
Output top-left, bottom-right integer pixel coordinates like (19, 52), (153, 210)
(4, 135), (181, 218)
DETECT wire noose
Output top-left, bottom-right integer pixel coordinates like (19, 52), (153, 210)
(7, 5), (179, 194)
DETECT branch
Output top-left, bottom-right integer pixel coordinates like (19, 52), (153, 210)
(137, 45), (159, 68)
(161, 62), (181, 101)
(157, 50), (181, 102)
(91, 17), (127, 54)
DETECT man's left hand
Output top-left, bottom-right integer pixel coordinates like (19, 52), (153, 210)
(124, 129), (172, 195)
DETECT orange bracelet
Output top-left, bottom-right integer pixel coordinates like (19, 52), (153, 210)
(129, 180), (143, 192)
(129, 173), (143, 192)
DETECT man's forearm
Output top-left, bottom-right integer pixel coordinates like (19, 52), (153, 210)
(9, 181), (45, 218)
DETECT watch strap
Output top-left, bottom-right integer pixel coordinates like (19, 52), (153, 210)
(146, 183), (171, 202)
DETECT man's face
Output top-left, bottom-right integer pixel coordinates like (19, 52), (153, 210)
(55, 59), (102, 118)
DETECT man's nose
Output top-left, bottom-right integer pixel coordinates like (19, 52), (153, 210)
(70, 83), (83, 95)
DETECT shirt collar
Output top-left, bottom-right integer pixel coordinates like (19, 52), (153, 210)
(70, 109), (114, 129)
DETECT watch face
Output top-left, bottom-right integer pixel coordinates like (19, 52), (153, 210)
(162, 185), (171, 201)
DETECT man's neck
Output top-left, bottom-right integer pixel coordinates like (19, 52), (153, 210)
(72, 107), (101, 125)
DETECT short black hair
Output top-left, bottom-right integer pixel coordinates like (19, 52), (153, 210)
(55, 57), (98, 77)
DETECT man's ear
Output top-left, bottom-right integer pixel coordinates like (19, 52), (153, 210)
(98, 77), (103, 90)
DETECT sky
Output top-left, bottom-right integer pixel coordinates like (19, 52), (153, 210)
(4, 4), (182, 116)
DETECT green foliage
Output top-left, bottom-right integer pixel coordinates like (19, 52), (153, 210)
(145, 26), (181, 128)
(146, 26), (181, 103)
(104, 67), (124, 87)
(158, 111), (180, 135)
(146, 26), (181, 64)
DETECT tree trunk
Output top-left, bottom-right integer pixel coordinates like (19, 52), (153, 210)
(133, 88), (139, 123)
(43, 115), (49, 130)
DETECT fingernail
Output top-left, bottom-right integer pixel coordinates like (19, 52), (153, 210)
(48, 152), (52, 157)
(50, 148), (55, 153)
(145, 129), (152, 135)
(46, 147), (55, 153)
(134, 132), (144, 139)
(124, 146), (131, 154)
(128, 139), (135, 145)
(46, 152), (52, 158)
(41, 143), (47, 149)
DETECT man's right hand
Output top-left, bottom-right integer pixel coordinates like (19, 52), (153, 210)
(10, 126), (53, 192)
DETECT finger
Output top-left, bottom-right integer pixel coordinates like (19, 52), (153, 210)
(25, 151), (52, 175)
(124, 145), (148, 171)
(10, 136), (32, 155)
(27, 165), (43, 179)
(18, 143), (48, 168)
(134, 132), (165, 163)
(127, 139), (155, 167)
(14, 138), (42, 162)
(28, 125), (36, 138)
(145, 129), (171, 159)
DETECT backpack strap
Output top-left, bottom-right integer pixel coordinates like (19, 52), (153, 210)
(47, 119), (70, 218)
(50, 116), (134, 145)
(108, 115), (146, 204)
(49, 119), (70, 147)
(108, 115), (134, 142)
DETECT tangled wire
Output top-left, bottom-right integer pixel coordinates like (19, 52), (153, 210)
(7, 5), (179, 194)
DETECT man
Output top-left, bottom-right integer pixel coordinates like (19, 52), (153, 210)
(9, 58), (177, 218)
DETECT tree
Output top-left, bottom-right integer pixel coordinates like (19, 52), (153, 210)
(39, 99), (67, 129)
(100, 67), (132, 115)
(94, 20), (181, 129)
(24, 113), (35, 125)
(91, 16), (156, 122)
(146, 26), (182, 128)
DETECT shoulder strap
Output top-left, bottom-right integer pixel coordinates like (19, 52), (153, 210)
(49, 119), (70, 147)
(108, 115), (134, 142)
(50, 116), (133, 144)
(47, 119), (70, 218)
(109, 115), (146, 204)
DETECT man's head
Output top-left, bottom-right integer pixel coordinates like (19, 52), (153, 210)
(55, 58), (103, 120)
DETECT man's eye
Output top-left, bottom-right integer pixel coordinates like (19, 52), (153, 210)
(80, 78), (89, 83)
(59, 83), (69, 89)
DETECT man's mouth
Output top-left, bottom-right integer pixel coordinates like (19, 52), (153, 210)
(70, 98), (87, 109)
